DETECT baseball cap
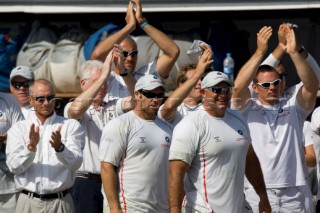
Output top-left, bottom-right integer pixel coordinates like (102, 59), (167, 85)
(201, 71), (234, 89)
(135, 74), (167, 91)
(10, 66), (35, 82)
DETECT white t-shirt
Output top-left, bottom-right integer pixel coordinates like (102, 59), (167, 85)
(158, 102), (202, 127)
(169, 106), (251, 213)
(104, 60), (160, 102)
(64, 100), (123, 174)
(99, 111), (172, 212)
(237, 94), (310, 189)
(6, 111), (85, 194)
(0, 93), (24, 194)
(310, 107), (320, 200)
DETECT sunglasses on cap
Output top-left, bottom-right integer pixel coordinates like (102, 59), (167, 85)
(11, 80), (32, 89)
(31, 95), (56, 104)
(139, 90), (165, 99)
(208, 87), (232, 94)
(123, 50), (138, 57)
(255, 79), (281, 89)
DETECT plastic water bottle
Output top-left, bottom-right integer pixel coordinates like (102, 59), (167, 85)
(223, 52), (234, 81)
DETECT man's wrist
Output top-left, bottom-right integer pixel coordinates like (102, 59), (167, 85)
(138, 18), (148, 29)
(54, 143), (65, 153)
(27, 144), (37, 152)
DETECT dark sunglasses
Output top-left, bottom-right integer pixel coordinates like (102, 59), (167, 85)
(31, 95), (56, 103)
(208, 87), (232, 94)
(11, 80), (32, 89)
(123, 50), (138, 57)
(256, 79), (281, 89)
(139, 90), (165, 99)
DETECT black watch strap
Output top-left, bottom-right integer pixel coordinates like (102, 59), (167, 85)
(55, 144), (65, 153)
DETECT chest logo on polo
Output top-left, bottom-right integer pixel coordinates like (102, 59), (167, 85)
(238, 130), (243, 135)
(140, 137), (146, 143)
(214, 136), (221, 143)
(278, 108), (283, 113)
(165, 136), (170, 143)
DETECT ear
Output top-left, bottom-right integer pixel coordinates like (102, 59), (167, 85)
(252, 83), (259, 94)
(134, 91), (140, 100)
(200, 89), (206, 98)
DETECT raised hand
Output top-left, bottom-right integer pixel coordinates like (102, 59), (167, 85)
(125, 0), (136, 29)
(28, 123), (40, 152)
(256, 26), (273, 55)
(49, 125), (62, 150)
(112, 44), (125, 74)
(131, 0), (144, 23)
(197, 48), (213, 72)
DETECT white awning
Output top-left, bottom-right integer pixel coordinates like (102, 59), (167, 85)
(0, 1), (319, 13)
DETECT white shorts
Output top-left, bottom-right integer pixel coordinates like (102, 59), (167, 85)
(245, 185), (315, 213)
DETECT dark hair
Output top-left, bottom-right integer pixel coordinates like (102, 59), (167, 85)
(253, 64), (280, 83)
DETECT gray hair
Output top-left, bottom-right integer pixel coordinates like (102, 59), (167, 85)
(78, 60), (104, 81)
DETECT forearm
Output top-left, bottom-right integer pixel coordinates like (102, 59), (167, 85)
(101, 162), (122, 211)
(169, 160), (188, 213)
(91, 24), (135, 61)
(121, 73), (136, 96)
(291, 51), (319, 93)
(161, 75), (200, 120)
(245, 146), (268, 198)
(141, 23), (179, 79)
(68, 77), (106, 119)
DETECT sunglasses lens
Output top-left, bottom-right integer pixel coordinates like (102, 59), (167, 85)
(130, 51), (138, 57)
(261, 83), (271, 88)
(34, 95), (55, 103)
(123, 50), (138, 57)
(35, 97), (45, 103)
(123, 51), (129, 57)
(210, 87), (231, 94)
(273, 79), (280, 87)
(140, 90), (164, 99)
(11, 80), (32, 89)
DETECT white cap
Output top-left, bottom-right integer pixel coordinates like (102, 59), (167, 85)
(201, 71), (234, 89)
(10, 66), (35, 81)
(135, 74), (167, 91)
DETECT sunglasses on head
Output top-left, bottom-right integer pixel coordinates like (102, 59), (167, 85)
(123, 50), (138, 57)
(31, 95), (56, 104)
(255, 79), (281, 89)
(139, 90), (165, 99)
(11, 80), (32, 89)
(208, 87), (232, 94)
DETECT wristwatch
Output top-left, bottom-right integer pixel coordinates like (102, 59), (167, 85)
(119, 71), (128, 77)
(55, 143), (65, 153)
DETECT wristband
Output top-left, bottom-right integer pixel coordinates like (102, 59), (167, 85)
(139, 18), (148, 29)
(140, 22), (148, 29)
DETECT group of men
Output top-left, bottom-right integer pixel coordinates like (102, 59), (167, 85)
(1, 1), (320, 213)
